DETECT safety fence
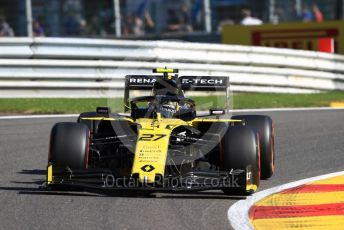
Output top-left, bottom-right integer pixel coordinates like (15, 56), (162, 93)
(0, 37), (343, 97)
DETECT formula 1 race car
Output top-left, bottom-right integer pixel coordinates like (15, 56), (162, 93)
(47, 68), (275, 195)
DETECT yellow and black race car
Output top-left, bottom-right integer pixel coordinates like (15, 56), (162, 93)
(46, 68), (275, 195)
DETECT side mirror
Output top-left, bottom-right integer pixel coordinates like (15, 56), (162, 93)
(97, 107), (111, 114)
(209, 109), (226, 116)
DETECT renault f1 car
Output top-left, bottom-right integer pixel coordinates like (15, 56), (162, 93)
(47, 68), (275, 195)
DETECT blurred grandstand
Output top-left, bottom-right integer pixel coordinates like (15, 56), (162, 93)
(0, 0), (342, 39)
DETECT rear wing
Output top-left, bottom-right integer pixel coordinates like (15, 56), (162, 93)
(125, 75), (229, 91)
(124, 75), (229, 112)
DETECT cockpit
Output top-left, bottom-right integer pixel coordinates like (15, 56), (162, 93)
(130, 95), (196, 120)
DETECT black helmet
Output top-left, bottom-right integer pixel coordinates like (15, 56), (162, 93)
(152, 78), (179, 96)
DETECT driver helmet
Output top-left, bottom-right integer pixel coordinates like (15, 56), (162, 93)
(152, 78), (179, 96)
(160, 101), (179, 118)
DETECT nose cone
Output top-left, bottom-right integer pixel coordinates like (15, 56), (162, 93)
(131, 120), (173, 184)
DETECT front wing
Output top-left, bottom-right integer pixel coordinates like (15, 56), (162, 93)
(46, 165), (257, 193)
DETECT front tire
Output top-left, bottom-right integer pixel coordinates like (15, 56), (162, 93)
(221, 125), (260, 195)
(49, 122), (90, 170)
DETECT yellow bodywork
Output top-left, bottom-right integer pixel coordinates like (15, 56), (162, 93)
(47, 164), (53, 185)
(154, 68), (176, 73)
(81, 115), (242, 184)
(131, 117), (186, 183)
(246, 184), (258, 192)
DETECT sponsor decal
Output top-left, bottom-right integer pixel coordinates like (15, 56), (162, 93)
(140, 164), (155, 172)
(252, 28), (338, 51)
(138, 134), (167, 141)
(181, 78), (224, 85)
(129, 76), (156, 85)
(222, 21), (344, 54)
(180, 76), (227, 89)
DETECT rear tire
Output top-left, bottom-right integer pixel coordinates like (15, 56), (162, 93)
(49, 122), (90, 170)
(232, 115), (275, 179)
(221, 125), (260, 195)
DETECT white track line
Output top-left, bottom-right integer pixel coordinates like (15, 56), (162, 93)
(0, 107), (343, 120)
(0, 114), (78, 120)
(231, 107), (344, 113)
(228, 171), (344, 230)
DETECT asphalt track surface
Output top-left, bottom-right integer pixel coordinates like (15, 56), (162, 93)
(0, 109), (343, 230)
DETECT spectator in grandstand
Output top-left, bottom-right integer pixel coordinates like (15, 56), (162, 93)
(166, 3), (193, 32)
(312, 4), (324, 22)
(63, 0), (84, 36)
(179, 3), (193, 32)
(144, 11), (155, 34)
(271, 8), (286, 24)
(33, 20), (45, 37)
(302, 6), (314, 22)
(120, 0), (154, 36)
(78, 19), (90, 36)
(240, 9), (263, 25)
(64, 14), (81, 36)
(121, 11), (152, 36)
(131, 0), (155, 35)
(122, 13), (134, 36)
(99, 1), (114, 35)
(63, 0), (83, 20)
(132, 15), (144, 36)
(166, 9), (181, 32)
(0, 17), (14, 37)
(191, 0), (203, 31)
(89, 16), (102, 36)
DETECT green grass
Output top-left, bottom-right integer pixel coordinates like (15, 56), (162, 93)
(232, 91), (344, 109)
(0, 91), (343, 114)
(0, 98), (119, 114)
